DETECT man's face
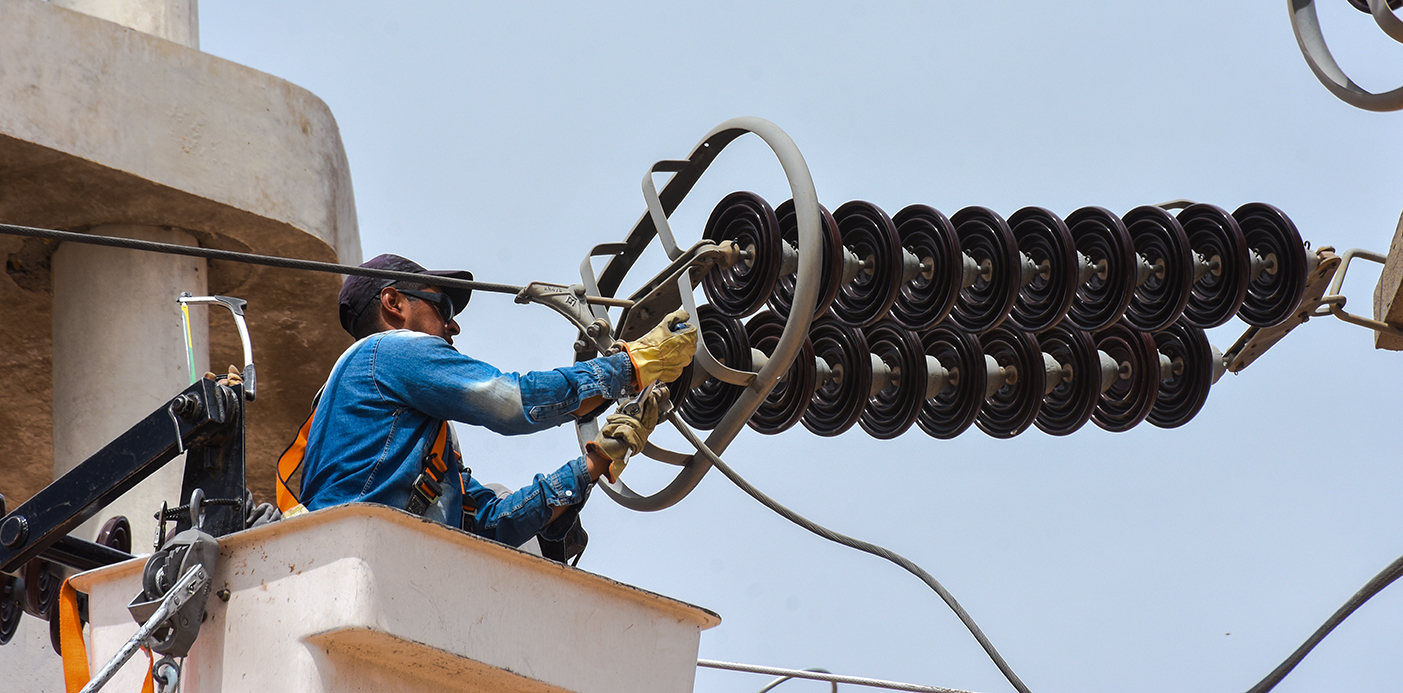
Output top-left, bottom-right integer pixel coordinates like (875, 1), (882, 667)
(402, 286), (461, 345)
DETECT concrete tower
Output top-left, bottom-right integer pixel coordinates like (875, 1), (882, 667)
(1, 0), (359, 686)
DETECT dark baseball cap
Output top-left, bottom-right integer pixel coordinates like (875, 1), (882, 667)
(338, 254), (474, 335)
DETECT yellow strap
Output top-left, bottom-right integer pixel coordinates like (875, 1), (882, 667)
(60, 578), (155, 693)
(275, 412), (316, 513)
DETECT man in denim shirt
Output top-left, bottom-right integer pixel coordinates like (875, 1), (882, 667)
(295, 254), (696, 549)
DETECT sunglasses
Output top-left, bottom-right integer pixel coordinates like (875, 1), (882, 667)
(395, 289), (456, 324)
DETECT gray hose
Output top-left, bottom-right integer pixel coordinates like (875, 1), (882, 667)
(669, 413), (1033, 693)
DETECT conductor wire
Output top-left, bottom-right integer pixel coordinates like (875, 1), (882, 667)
(1244, 552), (1403, 693)
(668, 412), (1033, 693)
(0, 222), (524, 296)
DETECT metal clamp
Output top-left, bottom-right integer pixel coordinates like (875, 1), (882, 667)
(1316, 248), (1403, 338)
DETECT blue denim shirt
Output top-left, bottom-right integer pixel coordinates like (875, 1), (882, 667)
(299, 329), (636, 546)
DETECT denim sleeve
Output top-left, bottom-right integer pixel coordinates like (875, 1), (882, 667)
(370, 331), (635, 435)
(465, 456), (592, 548)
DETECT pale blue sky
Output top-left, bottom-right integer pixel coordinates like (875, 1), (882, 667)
(202, 3), (1403, 691)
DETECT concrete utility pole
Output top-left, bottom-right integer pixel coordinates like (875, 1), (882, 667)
(0, 0), (359, 687)
(44, 0), (204, 542)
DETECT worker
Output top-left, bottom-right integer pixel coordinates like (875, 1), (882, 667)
(278, 253), (697, 552)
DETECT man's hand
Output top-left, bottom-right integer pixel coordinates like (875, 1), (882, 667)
(586, 385), (668, 483)
(203, 365), (244, 387)
(622, 308), (698, 390)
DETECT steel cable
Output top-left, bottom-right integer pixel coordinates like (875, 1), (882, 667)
(1244, 552), (1403, 693)
(669, 412), (1033, 693)
(698, 659), (978, 693)
(0, 222), (524, 296)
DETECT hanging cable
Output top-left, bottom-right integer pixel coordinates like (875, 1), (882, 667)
(0, 222), (523, 296)
(670, 413), (1033, 693)
(1244, 552), (1403, 693)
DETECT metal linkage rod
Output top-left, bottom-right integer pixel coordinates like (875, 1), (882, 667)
(698, 659), (986, 693)
(0, 222), (523, 296)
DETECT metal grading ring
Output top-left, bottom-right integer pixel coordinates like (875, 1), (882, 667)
(859, 322), (928, 439)
(917, 325), (986, 440)
(1007, 207), (1078, 333)
(830, 201), (904, 329)
(801, 318), (873, 437)
(596, 117), (823, 513)
(891, 204), (962, 331)
(1034, 323), (1100, 437)
(1148, 320), (1214, 429)
(1091, 321), (1159, 432)
(1065, 206), (1136, 332)
(976, 325), (1046, 438)
(665, 360), (694, 413)
(1348, 0), (1402, 12)
(1122, 205), (1193, 333)
(701, 191), (783, 318)
(1178, 203), (1250, 329)
(1233, 203), (1309, 328)
(769, 199), (844, 322)
(677, 305), (752, 431)
(950, 206), (1021, 333)
(1291, 0), (1403, 112)
(745, 310), (817, 435)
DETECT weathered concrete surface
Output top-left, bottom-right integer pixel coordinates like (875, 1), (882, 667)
(72, 505), (722, 693)
(51, 0), (198, 48)
(0, 0), (359, 507)
(53, 224), (208, 542)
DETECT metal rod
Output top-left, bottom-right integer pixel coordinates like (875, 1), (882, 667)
(697, 659), (987, 693)
(82, 565), (207, 693)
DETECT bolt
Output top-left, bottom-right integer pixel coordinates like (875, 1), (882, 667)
(0, 515), (28, 548)
(171, 394), (203, 419)
(573, 339), (588, 352)
(216, 588), (230, 602)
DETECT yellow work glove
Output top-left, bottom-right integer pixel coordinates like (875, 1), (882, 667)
(622, 308), (698, 389)
(203, 365), (244, 387)
(587, 385), (668, 483)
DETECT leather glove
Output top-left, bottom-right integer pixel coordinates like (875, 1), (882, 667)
(203, 365), (244, 387)
(587, 384), (668, 483)
(622, 309), (698, 389)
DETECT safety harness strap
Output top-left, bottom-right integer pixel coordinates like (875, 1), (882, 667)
(405, 421), (452, 515)
(278, 415), (462, 519)
(274, 411), (315, 514)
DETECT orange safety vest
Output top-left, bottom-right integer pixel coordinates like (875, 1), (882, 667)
(275, 413), (462, 515)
